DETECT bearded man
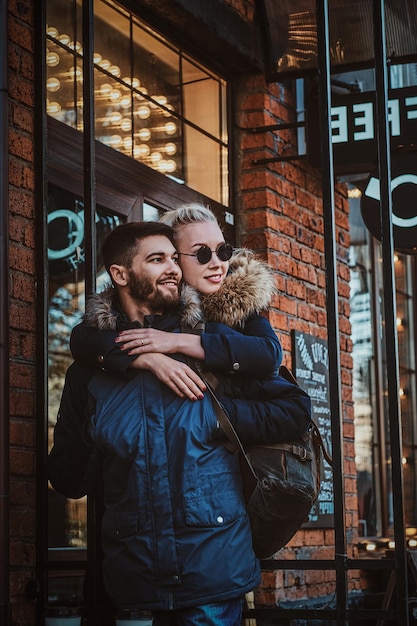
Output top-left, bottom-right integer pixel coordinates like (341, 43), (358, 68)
(47, 221), (261, 626)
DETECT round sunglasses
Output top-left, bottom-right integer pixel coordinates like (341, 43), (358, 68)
(179, 242), (233, 265)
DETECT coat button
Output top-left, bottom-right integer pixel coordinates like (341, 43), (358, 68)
(172, 575), (179, 582)
(232, 362), (240, 371)
(217, 516), (224, 523)
(98, 354), (104, 363)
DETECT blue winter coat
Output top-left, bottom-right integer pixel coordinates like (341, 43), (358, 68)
(98, 366), (260, 609)
(48, 358), (261, 610)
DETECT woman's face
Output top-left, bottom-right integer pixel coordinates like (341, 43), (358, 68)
(175, 221), (229, 295)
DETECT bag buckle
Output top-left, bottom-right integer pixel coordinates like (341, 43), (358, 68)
(293, 445), (307, 461)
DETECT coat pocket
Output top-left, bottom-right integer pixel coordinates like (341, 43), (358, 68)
(184, 487), (246, 527)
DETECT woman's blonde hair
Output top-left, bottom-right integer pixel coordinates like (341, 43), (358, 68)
(160, 203), (218, 234)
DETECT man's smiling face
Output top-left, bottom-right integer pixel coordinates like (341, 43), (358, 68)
(127, 235), (182, 312)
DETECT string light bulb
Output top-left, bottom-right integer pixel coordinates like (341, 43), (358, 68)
(137, 105), (151, 120)
(58, 33), (71, 46)
(46, 77), (61, 92)
(164, 142), (176, 155)
(46, 26), (59, 38)
(137, 128), (151, 141)
(46, 50), (60, 67)
(164, 121), (177, 135)
(99, 58), (111, 71)
(47, 101), (62, 115)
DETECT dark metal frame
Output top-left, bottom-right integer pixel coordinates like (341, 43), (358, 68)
(0, 0), (10, 623)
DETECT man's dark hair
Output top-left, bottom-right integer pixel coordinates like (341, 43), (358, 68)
(101, 221), (175, 274)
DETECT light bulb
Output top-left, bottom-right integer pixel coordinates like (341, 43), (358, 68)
(396, 317), (405, 329)
(58, 33), (71, 46)
(164, 142), (176, 156)
(151, 95), (167, 109)
(164, 121), (177, 135)
(109, 111), (122, 125)
(150, 151), (162, 164)
(120, 118), (131, 132)
(156, 95), (168, 106)
(109, 65), (121, 77)
(46, 77), (61, 92)
(165, 159), (176, 173)
(120, 95), (131, 109)
(137, 105), (150, 120)
(137, 128), (151, 141)
(93, 52), (102, 65)
(99, 59), (111, 71)
(123, 137), (133, 150)
(158, 160), (169, 173)
(158, 159), (176, 174)
(46, 26), (59, 39)
(134, 144), (150, 158)
(46, 51), (60, 67)
(109, 89), (122, 102)
(47, 101), (61, 115)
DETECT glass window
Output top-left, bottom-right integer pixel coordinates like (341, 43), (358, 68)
(348, 191), (378, 537)
(47, 186), (124, 605)
(349, 185), (417, 540)
(46, 0), (228, 205)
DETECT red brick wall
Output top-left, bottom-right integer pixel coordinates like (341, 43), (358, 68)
(8, 0), (37, 623)
(235, 72), (358, 603)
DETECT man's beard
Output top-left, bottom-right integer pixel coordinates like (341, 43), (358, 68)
(127, 270), (180, 312)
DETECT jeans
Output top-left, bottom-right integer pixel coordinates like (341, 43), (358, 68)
(152, 596), (244, 626)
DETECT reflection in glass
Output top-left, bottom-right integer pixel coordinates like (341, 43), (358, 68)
(47, 187), (123, 553)
(349, 233), (377, 537)
(349, 187), (417, 537)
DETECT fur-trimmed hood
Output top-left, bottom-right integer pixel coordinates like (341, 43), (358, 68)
(84, 249), (276, 330)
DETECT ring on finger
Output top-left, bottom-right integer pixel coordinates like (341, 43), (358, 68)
(141, 339), (144, 346)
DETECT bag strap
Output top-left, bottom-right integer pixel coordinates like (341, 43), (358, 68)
(193, 364), (258, 481)
(279, 365), (333, 467)
(199, 363), (333, 470)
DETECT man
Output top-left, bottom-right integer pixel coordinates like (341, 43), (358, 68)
(47, 222), (261, 625)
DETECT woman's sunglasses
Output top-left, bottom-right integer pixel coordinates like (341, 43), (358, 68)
(179, 242), (234, 265)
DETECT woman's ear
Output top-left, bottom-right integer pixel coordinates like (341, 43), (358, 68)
(109, 264), (128, 287)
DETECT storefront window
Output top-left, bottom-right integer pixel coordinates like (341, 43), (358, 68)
(349, 187), (417, 540)
(46, 0), (228, 205)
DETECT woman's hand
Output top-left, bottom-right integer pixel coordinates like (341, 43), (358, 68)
(115, 328), (205, 359)
(132, 353), (206, 401)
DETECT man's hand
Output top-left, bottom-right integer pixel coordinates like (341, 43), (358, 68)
(115, 328), (205, 359)
(133, 353), (206, 401)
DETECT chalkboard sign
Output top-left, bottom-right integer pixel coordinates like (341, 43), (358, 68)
(292, 331), (334, 527)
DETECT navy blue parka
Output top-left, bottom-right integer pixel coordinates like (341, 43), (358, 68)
(48, 251), (311, 610)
